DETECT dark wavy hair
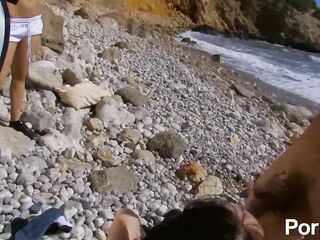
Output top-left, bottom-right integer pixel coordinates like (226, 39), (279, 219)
(143, 198), (262, 240)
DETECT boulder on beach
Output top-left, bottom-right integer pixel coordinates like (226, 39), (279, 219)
(96, 97), (135, 127)
(0, 126), (35, 157)
(147, 131), (187, 159)
(27, 61), (63, 91)
(115, 86), (146, 107)
(40, 4), (65, 53)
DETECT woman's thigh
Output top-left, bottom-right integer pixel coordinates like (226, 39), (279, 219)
(11, 35), (40, 80)
(0, 42), (17, 84)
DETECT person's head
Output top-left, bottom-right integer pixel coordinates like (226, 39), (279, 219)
(144, 198), (264, 240)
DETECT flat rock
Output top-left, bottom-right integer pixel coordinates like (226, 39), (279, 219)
(96, 97), (135, 127)
(117, 128), (142, 144)
(58, 156), (93, 172)
(261, 119), (285, 138)
(40, 4), (65, 53)
(0, 126), (35, 157)
(147, 131), (187, 159)
(177, 162), (207, 183)
(21, 105), (56, 132)
(38, 129), (69, 153)
(58, 82), (110, 110)
(112, 41), (135, 51)
(96, 17), (119, 31)
(89, 167), (139, 195)
(230, 83), (256, 98)
(18, 156), (47, 172)
(131, 150), (155, 163)
(85, 118), (104, 131)
(99, 48), (122, 62)
(196, 176), (223, 197)
(115, 87), (146, 107)
(27, 61), (63, 91)
(96, 146), (113, 167)
(272, 103), (314, 124)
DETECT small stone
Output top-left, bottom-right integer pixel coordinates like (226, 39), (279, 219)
(197, 176), (223, 197)
(230, 133), (241, 149)
(96, 146), (113, 163)
(62, 68), (81, 86)
(112, 41), (135, 50)
(155, 205), (168, 216)
(230, 83), (256, 98)
(115, 87), (145, 107)
(95, 229), (106, 240)
(0, 149), (12, 164)
(29, 202), (43, 214)
(131, 150), (155, 163)
(94, 217), (104, 228)
(177, 162), (207, 183)
(98, 208), (114, 220)
(99, 48), (122, 63)
(64, 205), (78, 220)
(0, 233), (11, 240)
(86, 118), (104, 131)
(117, 128), (143, 144)
(0, 168), (8, 180)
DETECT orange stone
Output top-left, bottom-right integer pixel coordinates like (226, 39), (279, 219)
(177, 162), (207, 183)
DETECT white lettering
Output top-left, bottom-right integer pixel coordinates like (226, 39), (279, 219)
(311, 223), (319, 235)
(298, 223), (310, 236)
(285, 219), (319, 236)
(286, 219), (298, 235)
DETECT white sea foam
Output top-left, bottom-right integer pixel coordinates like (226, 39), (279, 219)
(178, 31), (320, 103)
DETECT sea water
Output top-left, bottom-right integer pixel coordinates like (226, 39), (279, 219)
(179, 31), (320, 104)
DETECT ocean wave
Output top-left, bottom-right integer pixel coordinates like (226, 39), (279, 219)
(178, 31), (320, 103)
(310, 55), (320, 63)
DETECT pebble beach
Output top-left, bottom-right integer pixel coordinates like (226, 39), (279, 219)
(0, 2), (317, 239)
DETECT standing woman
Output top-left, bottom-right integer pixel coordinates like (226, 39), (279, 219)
(0, 0), (43, 140)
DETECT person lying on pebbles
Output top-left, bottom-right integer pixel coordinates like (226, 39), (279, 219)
(245, 113), (320, 240)
(0, 0), (43, 140)
(106, 199), (264, 240)
(107, 113), (320, 240)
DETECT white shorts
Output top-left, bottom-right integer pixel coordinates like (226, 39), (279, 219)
(10, 15), (43, 62)
(10, 15), (43, 42)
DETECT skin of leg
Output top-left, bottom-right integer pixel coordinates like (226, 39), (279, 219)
(10, 35), (40, 121)
(0, 42), (17, 91)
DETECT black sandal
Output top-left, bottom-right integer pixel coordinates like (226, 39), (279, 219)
(9, 120), (39, 140)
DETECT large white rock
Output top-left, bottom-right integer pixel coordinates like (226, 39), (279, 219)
(62, 108), (89, 150)
(0, 126), (35, 157)
(27, 61), (63, 90)
(38, 129), (69, 153)
(96, 97), (135, 127)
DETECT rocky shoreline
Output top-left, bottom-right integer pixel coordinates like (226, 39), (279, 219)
(0, 2), (317, 240)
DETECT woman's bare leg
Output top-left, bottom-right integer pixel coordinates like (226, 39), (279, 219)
(10, 35), (40, 121)
(0, 42), (17, 91)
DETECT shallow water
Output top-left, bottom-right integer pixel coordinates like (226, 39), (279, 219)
(178, 31), (320, 104)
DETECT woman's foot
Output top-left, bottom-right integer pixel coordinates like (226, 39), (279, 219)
(9, 120), (38, 140)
